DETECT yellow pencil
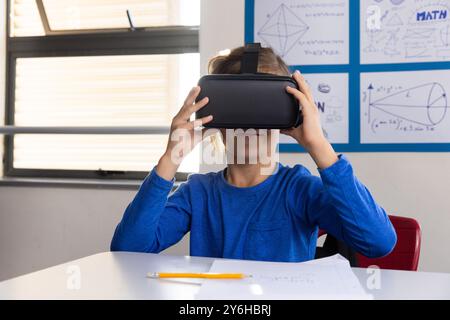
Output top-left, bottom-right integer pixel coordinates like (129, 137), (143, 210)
(147, 272), (249, 279)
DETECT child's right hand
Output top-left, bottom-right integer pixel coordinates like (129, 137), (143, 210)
(156, 86), (214, 181)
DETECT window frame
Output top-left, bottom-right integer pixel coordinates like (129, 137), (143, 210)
(3, 0), (199, 181)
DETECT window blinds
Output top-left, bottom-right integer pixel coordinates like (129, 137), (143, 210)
(10, 0), (46, 36)
(13, 53), (200, 172)
(10, 0), (199, 36)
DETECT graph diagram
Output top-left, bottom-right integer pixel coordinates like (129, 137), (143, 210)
(257, 3), (309, 57)
(367, 82), (448, 127)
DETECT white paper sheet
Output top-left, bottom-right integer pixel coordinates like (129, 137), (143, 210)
(196, 255), (371, 300)
(361, 70), (450, 143)
(360, 0), (450, 64)
(254, 0), (349, 65)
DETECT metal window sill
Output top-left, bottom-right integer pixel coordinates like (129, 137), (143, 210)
(0, 176), (182, 190)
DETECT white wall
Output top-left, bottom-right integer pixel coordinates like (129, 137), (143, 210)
(0, 0), (449, 282)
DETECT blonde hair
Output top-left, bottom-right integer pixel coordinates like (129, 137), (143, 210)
(208, 46), (290, 76)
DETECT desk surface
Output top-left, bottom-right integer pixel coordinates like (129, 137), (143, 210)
(0, 252), (449, 300)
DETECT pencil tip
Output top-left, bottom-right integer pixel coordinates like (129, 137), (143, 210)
(147, 272), (158, 278)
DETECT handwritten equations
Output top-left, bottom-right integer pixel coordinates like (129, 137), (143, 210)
(361, 69), (450, 143)
(361, 0), (450, 64)
(196, 255), (371, 300)
(254, 0), (349, 65)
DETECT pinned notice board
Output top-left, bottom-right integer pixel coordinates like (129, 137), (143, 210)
(245, 0), (450, 152)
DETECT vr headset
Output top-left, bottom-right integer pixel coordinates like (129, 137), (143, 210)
(195, 43), (303, 129)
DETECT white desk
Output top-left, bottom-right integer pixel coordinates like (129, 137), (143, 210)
(0, 252), (449, 299)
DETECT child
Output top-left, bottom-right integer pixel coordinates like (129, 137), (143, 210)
(111, 46), (397, 262)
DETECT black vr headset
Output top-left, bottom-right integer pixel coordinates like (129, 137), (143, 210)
(195, 43), (303, 129)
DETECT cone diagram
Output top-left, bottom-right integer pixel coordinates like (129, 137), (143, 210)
(369, 82), (448, 126)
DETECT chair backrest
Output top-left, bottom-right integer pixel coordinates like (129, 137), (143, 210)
(356, 215), (421, 271)
(318, 215), (421, 271)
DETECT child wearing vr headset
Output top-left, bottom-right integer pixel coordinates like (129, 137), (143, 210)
(111, 45), (397, 263)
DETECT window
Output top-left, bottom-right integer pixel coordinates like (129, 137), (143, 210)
(4, 0), (200, 180)
(10, 0), (200, 36)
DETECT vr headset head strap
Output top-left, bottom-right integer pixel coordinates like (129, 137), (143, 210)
(240, 42), (261, 74)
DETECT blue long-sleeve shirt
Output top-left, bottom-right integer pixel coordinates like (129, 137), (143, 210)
(111, 155), (397, 261)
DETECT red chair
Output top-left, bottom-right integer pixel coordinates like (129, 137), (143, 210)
(318, 215), (421, 271)
(357, 215), (421, 271)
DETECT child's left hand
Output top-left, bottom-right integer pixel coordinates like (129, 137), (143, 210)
(282, 70), (339, 169)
